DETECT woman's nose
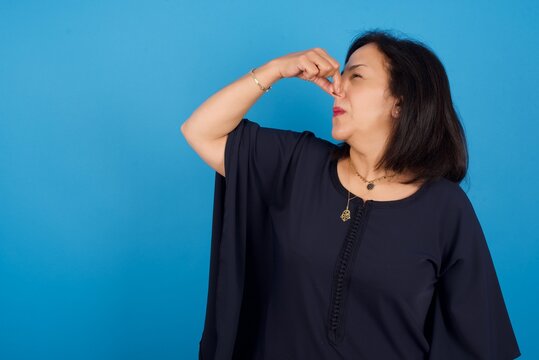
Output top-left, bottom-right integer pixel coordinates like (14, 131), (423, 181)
(331, 81), (346, 98)
(331, 71), (347, 98)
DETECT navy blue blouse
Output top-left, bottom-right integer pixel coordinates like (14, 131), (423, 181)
(198, 118), (521, 360)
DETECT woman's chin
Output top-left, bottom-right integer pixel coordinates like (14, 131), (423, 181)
(331, 120), (351, 141)
(331, 127), (350, 142)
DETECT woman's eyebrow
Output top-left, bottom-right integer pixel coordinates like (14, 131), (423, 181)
(345, 64), (367, 71)
(341, 64), (367, 75)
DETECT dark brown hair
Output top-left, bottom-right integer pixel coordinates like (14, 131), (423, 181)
(331, 29), (468, 185)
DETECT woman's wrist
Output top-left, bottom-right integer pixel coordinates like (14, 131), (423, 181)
(252, 60), (283, 89)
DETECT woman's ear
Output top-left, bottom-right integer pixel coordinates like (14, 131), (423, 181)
(392, 97), (403, 118)
(392, 104), (400, 118)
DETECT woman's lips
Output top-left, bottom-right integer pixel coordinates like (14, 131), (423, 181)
(333, 107), (346, 116)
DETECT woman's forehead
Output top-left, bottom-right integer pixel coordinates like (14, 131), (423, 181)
(345, 44), (389, 75)
(347, 44), (382, 67)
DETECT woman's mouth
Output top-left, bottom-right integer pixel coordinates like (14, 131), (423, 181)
(333, 107), (346, 116)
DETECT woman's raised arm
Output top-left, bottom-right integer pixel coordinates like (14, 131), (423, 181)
(180, 61), (281, 176)
(181, 48), (342, 177)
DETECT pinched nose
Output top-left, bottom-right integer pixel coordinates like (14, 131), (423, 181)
(332, 77), (344, 97)
(331, 87), (345, 98)
(331, 76), (348, 98)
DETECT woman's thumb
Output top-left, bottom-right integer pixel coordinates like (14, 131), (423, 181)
(312, 77), (337, 96)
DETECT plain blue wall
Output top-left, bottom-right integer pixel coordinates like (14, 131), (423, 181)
(1, 0), (537, 359)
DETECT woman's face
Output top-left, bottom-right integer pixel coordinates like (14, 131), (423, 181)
(331, 43), (400, 144)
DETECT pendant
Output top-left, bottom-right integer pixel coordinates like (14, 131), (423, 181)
(340, 209), (351, 222)
(367, 183), (375, 190)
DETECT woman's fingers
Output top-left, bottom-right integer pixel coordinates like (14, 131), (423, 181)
(313, 48), (342, 95)
(306, 51), (334, 77)
(270, 47), (343, 97)
(309, 49), (343, 96)
(332, 67), (343, 96)
(297, 56), (321, 81)
(311, 76), (336, 96)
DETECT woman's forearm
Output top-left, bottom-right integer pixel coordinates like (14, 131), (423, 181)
(180, 60), (282, 141)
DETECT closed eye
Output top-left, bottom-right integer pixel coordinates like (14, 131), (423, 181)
(352, 74), (362, 78)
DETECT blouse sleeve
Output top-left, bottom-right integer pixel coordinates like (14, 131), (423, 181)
(200, 118), (315, 359)
(224, 118), (314, 207)
(426, 191), (521, 359)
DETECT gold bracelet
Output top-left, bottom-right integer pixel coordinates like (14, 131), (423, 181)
(250, 68), (272, 93)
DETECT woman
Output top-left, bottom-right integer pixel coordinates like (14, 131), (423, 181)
(182, 30), (521, 359)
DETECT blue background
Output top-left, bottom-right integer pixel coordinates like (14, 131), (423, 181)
(1, 0), (537, 359)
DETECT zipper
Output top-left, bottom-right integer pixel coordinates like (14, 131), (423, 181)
(327, 200), (370, 345)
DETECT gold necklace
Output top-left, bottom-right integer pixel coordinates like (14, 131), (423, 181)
(340, 158), (359, 222)
(340, 157), (397, 222)
(349, 157), (396, 190)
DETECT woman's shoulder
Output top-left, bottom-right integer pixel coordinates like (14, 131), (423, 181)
(425, 177), (476, 215)
(267, 124), (338, 160)
(240, 119), (337, 154)
(428, 176), (464, 194)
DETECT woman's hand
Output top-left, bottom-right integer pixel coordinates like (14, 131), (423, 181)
(272, 48), (343, 97)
